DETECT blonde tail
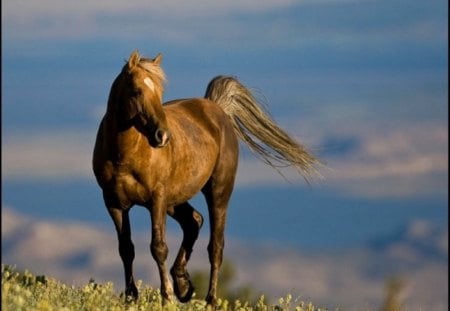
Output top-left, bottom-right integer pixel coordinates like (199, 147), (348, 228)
(205, 75), (323, 183)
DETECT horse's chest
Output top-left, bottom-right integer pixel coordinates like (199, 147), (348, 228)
(112, 171), (151, 206)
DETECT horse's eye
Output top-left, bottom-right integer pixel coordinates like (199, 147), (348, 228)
(131, 89), (142, 98)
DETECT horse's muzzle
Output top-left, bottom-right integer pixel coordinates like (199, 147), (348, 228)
(154, 128), (171, 147)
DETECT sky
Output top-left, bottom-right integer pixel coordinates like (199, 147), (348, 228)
(1, 0), (448, 309)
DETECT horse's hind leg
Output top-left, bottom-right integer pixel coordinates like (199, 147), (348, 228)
(107, 207), (138, 300)
(168, 202), (204, 302)
(202, 175), (235, 307)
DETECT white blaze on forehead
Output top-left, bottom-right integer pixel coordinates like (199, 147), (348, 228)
(144, 77), (155, 92)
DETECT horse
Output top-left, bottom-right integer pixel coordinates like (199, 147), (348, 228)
(92, 50), (321, 306)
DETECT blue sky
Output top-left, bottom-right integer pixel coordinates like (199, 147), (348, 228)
(2, 0), (448, 248)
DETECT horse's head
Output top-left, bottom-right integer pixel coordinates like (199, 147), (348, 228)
(109, 50), (170, 148)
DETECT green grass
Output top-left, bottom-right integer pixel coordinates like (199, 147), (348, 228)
(1, 264), (325, 311)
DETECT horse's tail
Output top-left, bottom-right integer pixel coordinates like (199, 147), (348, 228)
(205, 75), (323, 183)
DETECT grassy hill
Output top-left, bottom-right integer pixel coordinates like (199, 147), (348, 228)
(1, 264), (324, 311)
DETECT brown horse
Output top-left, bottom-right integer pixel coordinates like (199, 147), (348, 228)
(93, 50), (321, 306)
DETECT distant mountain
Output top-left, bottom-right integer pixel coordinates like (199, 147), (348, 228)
(368, 219), (448, 263)
(1, 207), (448, 311)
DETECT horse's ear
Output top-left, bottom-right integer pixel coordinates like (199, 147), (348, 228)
(153, 53), (163, 65)
(128, 50), (140, 69)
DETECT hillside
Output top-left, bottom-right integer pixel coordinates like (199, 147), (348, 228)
(2, 207), (448, 310)
(2, 264), (323, 310)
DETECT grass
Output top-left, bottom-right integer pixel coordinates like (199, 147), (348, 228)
(1, 264), (326, 311)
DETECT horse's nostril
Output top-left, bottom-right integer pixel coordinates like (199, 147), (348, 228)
(155, 129), (163, 143)
(155, 129), (170, 146)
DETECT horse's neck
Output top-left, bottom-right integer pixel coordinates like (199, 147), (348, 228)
(105, 117), (145, 160)
(117, 129), (142, 151)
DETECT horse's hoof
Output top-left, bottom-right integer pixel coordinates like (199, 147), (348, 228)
(175, 277), (195, 302)
(171, 270), (195, 303)
(177, 283), (195, 303)
(162, 295), (175, 306)
(125, 284), (139, 301)
(205, 295), (217, 309)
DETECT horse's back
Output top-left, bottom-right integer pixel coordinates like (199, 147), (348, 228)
(164, 97), (229, 122)
(163, 97), (239, 185)
(163, 98), (236, 144)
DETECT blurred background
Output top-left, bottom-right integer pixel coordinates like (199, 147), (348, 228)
(2, 1), (448, 310)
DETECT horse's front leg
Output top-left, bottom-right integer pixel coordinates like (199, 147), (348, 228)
(107, 206), (138, 300)
(148, 190), (174, 304)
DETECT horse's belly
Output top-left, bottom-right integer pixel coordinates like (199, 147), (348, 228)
(165, 166), (214, 206)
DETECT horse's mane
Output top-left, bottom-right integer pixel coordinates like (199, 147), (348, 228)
(137, 57), (167, 86)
